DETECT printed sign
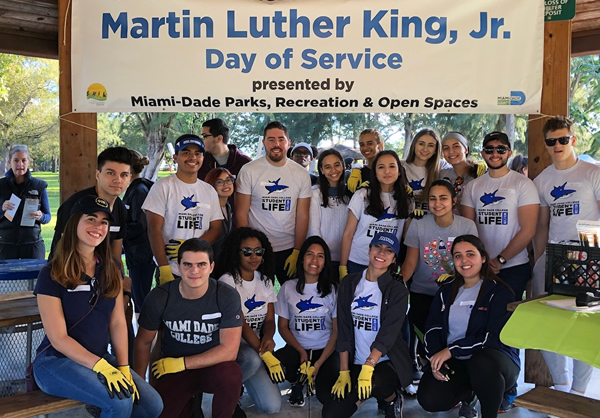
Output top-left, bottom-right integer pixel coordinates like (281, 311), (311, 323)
(545, 0), (577, 22)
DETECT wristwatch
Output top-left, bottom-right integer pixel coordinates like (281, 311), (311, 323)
(497, 255), (507, 265)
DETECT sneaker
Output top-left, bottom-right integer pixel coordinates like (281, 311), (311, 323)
(232, 402), (246, 418)
(383, 392), (404, 418)
(377, 398), (386, 414)
(412, 360), (423, 384)
(458, 395), (478, 418)
(288, 383), (305, 407)
(499, 385), (517, 413)
(402, 384), (418, 397)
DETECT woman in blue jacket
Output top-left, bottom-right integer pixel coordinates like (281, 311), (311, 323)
(417, 234), (519, 418)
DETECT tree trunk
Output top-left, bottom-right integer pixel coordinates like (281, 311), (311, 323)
(136, 112), (177, 181)
(402, 114), (414, 159)
(505, 114), (516, 150)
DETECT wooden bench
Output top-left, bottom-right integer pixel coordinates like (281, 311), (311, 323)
(514, 386), (600, 418)
(0, 391), (82, 418)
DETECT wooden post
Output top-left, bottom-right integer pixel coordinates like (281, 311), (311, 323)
(58, 0), (97, 203)
(526, 20), (572, 387)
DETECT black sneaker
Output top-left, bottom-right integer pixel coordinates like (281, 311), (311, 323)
(232, 402), (246, 418)
(458, 395), (478, 418)
(288, 382), (305, 407)
(383, 392), (403, 418)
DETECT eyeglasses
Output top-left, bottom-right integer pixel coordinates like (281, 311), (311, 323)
(215, 178), (234, 187)
(544, 136), (572, 147)
(201, 134), (214, 139)
(88, 277), (99, 307)
(482, 146), (509, 155)
(240, 247), (265, 257)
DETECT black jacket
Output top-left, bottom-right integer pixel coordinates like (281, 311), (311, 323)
(123, 177), (154, 268)
(424, 278), (520, 367)
(337, 270), (412, 388)
(0, 170), (48, 245)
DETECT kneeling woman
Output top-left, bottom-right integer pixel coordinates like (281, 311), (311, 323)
(275, 236), (339, 407)
(33, 196), (163, 418)
(323, 232), (411, 418)
(417, 235), (519, 418)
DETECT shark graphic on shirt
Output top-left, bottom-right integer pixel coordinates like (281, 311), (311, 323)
(377, 207), (396, 221)
(296, 296), (323, 313)
(480, 190), (505, 207)
(181, 195), (200, 210)
(265, 178), (289, 194)
(550, 182), (576, 201)
(353, 294), (377, 310)
(409, 178), (425, 191)
(244, 295), (266, 313)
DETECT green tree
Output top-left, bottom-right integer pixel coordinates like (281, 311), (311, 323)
(569, 55), (600, 157)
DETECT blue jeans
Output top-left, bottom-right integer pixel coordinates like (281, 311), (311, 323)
(34, 353), (163, 418)
(236, 344), (282, 414)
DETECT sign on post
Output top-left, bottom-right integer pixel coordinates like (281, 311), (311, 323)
(545, 0), (577, 22)
(71, 0), (545, 114)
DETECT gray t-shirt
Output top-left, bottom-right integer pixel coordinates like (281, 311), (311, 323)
(447, 279), (482, 359)
(404, 215), (478, 296)
(139, 278), (242, 358)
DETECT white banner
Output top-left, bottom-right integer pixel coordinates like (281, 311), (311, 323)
(71, 0), (544, 114)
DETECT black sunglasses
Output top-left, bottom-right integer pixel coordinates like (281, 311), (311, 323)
(544, 136), (572, 147)
(240, 247), (265, 257)
(88, 277), (99, 307)
(482, 146), (509, 155)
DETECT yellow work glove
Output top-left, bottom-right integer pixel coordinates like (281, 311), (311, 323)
(406, 184), (414, 197)
(284, 249), (300, 278)
(92, 358), (132, 400)
(476, 161), (487, 178)
(117, 365), (140, 404)
(158, 265), (175, 285)
(299, 361), (315, 395)
(331, 370), (351, 400)
(260, 352), (285, 384)
(347, 168), (362, 193)
(165, 239), (185, 261)
(436, 273), (453, 284)
(339, 265), (348, 281)
(357, 364), (374, 400)
(410, 209), (425, 219)
(151, 357), (186, 380)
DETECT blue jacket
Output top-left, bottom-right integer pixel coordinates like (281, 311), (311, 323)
(423, 278), (520, 367)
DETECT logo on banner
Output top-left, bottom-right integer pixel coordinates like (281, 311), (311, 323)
(497, 91), (526, 106)
(87, 83), (107, 104)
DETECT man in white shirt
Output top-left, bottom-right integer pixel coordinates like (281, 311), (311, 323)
(235, 122), (312, 284)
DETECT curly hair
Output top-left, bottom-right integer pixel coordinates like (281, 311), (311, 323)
(295, 236), (338, 297)
(365, 150), (411, 219)
(214, 227), (275, 286)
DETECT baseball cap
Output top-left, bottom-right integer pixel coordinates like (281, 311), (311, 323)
(70, 195), (115, 222)
(291, 142), (313, 157)
(370, 232), (400, 255)
(482, 131), (511, 149)
(175, 134), (205, 154)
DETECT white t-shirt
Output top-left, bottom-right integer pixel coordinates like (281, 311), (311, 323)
(462, 171), (539, 268)
(534, 159), (600, 242)
(348, 188), (406, 266)
(219, 271), (277, 338)
(352, 272), (389, 365)
(236, 157), (312, 251)
(275, 279), (337, 350)
(402, 161), (429, 211)
(308, 187), (348, 262)
(142, 174), (223, 276)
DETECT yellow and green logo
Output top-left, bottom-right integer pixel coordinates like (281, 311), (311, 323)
(87, 83), (107, 102)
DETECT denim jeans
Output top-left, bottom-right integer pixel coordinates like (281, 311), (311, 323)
(236, 343), (282, 414)
(34, 353), (163, 418)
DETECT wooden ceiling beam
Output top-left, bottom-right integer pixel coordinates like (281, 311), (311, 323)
(0, 31), (57, 58)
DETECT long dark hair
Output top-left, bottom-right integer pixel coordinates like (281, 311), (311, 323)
(429, 179), (457, 209)
(317, 149), (349, 208)
(406, 128), (442, 199)
(214, 227), (275, 286)
(365, 150), (411, 219)
(51, 212), (121, 298)
(449, 235), (512, 304)
(295, 236), (338, 297)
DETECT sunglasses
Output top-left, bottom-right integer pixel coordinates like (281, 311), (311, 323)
(88, 277), (99, 307)
(544, 136), (572, 147)
(482, 146), (509, 155)
(239, 247), (265, 257)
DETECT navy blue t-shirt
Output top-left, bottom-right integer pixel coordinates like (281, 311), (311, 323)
(34, 264), (115, 358)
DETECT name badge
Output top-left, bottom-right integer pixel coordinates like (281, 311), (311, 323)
(110, 226), (120, 233)
(460, 300), (475, 306)
(68, 284), (91, 292)
(202, 312), (222, 320)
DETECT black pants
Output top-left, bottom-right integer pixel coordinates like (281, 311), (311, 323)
(409, 292), (435, 360)
(274, 344), (339, 405)
(0, 240), (45, 260)
(128, 262), (156, 313)
(417, 348), (519, 418)
(497, 262), (531, 301)
(273, 248), (293, 285)
(322, 361), (400, 418)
